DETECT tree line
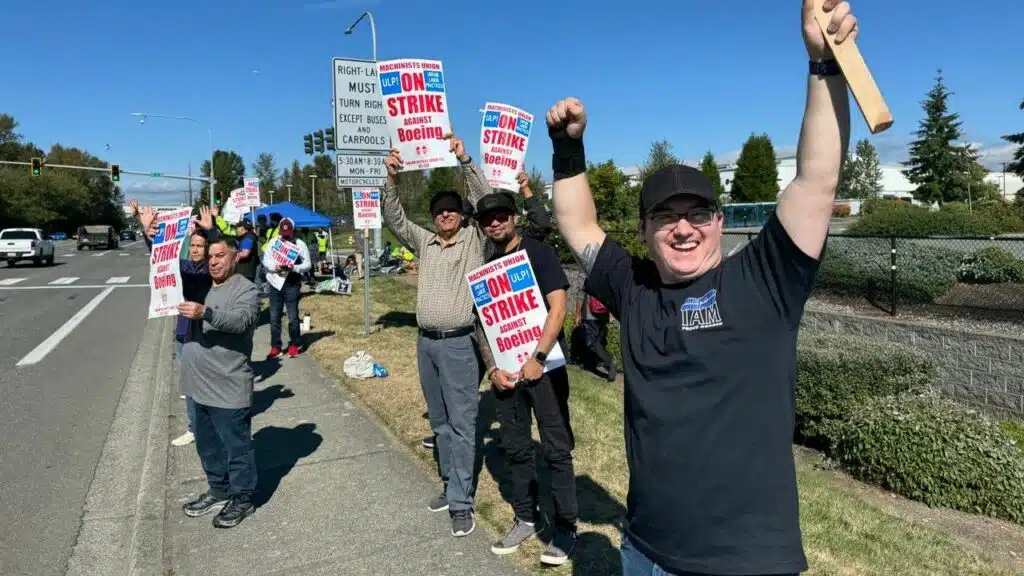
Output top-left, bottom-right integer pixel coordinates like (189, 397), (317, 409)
(0, 114), (126, 233)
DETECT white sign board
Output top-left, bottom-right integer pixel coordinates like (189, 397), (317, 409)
(242, 177), (260, 207)
(352, 189), (382, 229)
(336, 153), (388, 188)
(333, 57), (391, 153)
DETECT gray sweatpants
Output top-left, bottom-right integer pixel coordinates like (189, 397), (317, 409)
(416, 333), (483, 512)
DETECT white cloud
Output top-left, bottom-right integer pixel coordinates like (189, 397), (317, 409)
(119, 176), (194, 206)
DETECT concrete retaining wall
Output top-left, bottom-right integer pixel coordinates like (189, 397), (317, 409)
(802, 311), (1024, 420)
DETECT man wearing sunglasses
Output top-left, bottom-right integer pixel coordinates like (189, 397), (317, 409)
(472, 191), (577, 566)
(543, 1), (858, 573)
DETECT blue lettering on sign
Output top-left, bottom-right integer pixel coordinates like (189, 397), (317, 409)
(370, 191), (379, 200)
(423, 70), (445, 92)
(507, 263), (534, 292)
(514, 117), (532, 138)
(174, 217), (189, 240)
(286, 249), (300, 260)
(483, 111), (501, 128)
(380, 72), (401, 95)
(154, 223), (167, 244)
(471, 280), (491, 306)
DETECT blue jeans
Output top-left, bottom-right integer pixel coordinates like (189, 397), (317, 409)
(175, 339), (197, 434)
(620, 535), (799, 576)
(255, 263), (266, 292)
(192, 402), (257, 500)
(268, 282), (300, 349)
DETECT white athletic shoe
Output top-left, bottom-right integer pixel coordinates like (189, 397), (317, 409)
(171, 431), (195, 447)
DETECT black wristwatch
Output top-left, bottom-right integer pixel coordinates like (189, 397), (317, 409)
(533, 350), (548, 365)
(810, 58), (841, 77)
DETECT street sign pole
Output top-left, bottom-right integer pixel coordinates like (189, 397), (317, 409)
(363, 227), (371, 336)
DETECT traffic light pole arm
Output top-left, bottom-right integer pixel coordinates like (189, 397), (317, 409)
(0, 160), (213, 182)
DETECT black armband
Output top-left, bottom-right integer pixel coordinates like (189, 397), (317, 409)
(550, 127), (586, 181)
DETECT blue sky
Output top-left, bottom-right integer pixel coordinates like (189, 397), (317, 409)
(5, 0), (1022, 205)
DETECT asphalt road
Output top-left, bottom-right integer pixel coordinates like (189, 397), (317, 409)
(0, 240), (154, 576)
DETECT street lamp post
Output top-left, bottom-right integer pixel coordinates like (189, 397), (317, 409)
(345, 10), (382, 253)
(130, 112), (215, 208)
(287, 184), (293, 202)
(310, 175), (318, 212)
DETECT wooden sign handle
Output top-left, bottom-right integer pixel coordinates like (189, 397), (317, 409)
(812, 0), (894, 134)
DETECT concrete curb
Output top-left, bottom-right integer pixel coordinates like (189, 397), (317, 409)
(65, 316), (173, 576)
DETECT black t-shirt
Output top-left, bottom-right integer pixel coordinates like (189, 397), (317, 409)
(484, 236), (570, 353)
(585, 213), (820, 575)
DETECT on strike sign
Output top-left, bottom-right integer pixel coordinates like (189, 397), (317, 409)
(264, 237), (300, 291)
(480, 102), (533, 191)
(377, 58), (457, 171)
(466, 251), (566, 374)
(148, 207), (192, 319)
(351, 189), (382, 229)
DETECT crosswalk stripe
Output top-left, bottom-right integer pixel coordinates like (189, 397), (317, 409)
(106, 277), (130, 284)
(49, 277), (79, 285)
(63, 254), (76, 257)
(0, 278), (26, 286)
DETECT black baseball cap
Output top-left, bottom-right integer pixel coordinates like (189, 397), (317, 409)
(475, 192), (518, 221)
(429, 190), (463, 217)
(639, 165), (718, 220)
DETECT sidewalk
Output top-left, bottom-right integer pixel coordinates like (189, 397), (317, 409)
(162, 320), (523, 575)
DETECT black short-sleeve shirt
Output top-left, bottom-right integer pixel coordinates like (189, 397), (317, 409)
(585, 213), (821, 575)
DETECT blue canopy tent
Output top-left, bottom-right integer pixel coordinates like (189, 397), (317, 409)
(243, 202), (331, 228)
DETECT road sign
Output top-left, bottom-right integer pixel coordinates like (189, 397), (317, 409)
(149, 172), (163, 177)
(332, 57), (390, 154)
(336, 152), (388, 188)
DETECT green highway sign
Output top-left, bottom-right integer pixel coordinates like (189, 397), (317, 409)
(149, 172), (163, 177)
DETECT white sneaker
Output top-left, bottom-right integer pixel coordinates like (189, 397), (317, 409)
(171, 431), (195, 446)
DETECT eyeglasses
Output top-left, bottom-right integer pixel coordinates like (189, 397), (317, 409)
(647, 208), (717, 229)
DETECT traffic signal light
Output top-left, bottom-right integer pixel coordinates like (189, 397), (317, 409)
(325, 127), (335, 151)
(110, 164), (120, 182)
(313, 130), (324, 153)
(31, 157), (41, 176)
(303, 134), (314, 155)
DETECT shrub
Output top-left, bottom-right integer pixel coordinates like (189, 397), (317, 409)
(832, 204), (851, 217)
(1001, 420), (1024, 453)
(957, 246), (1024, 284)
(828, 391), (1024, 525)
(604, 221), (649, 259)
(815, 237), (963, 304)
(795, 335), (936, 449)
(847, 199), (1024, 236)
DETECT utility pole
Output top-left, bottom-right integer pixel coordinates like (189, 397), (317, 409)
(270, 189), (274, 204)
(310, 175), (318, 212)
(287, 184), (292, 202)
(187, 163), (193, 205)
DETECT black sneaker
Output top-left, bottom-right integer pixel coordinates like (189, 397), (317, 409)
(182, 492), (229, 518)
(212, 497), (255, 529)
(450, 509), (475, 537)
(427, 488), (448, 512)
(422, 435), (435, 449)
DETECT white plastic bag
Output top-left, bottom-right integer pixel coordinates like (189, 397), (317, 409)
(343, 351), (376, 379)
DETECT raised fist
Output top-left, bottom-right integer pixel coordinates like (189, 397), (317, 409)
(444, 131), (469, 162)
(516, 170), (530, 193)
(803, 0), (858, 60)
(384, 147), (403, 177)
(546, 97), (587, 140)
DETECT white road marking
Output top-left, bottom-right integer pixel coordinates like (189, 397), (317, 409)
(118, 253), (130, 256)
(63, 254), (76, 257)
(0, 284), (147, 290)
(49, 277), (79, 285)
(106, 277), (130, 284)
(17, 287), (116, 366)
(92, 251), (111, 257)
(120, 240), (140, 248)
(0, 278), (26, 286)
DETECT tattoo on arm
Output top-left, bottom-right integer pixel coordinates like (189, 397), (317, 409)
(475, 323), (496, 371)
(574, 242), (600, 274)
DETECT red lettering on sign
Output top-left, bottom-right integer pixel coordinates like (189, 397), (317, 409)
(152, 273), (178, 289)
(487, 274), (512, 298)
(483, 153), (518, 171)
(400, 72), (425, 92)
(397, 126), (444, 142)
(386, 94), (445, 117)
(495, 325), (543, 353)
(480, 289), (540, 327)
(482, 129), (525, 152)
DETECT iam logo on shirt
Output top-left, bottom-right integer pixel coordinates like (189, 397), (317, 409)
(680, 289), (723, 332)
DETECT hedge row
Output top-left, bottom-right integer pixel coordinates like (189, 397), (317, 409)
(797, 334), (1024, 525)
(850, 199), (1024, 236)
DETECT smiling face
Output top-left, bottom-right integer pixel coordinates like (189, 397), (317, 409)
(480, 210), (517, 244)
(433, 209), (463, 236)
(207, 240), (236, 283)
(642, 195), (724, 284)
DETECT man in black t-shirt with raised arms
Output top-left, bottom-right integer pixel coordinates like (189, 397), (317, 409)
(544, 2), (859, 574)
(472, 191), (578, 567)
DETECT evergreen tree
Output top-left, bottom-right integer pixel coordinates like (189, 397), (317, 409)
(902, 71), (988, 205)
(848, 139), (884, 199)
(836, 151), (855, 199)
(699, 151), (725, 201)
(638, 140), (678, 181)
(1001, 98), (1024, 177)
(730, 134), (779, 202)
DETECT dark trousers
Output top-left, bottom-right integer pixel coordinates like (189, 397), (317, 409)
(269, 282), (300, 348)
(494, 366), (577, 530)
(582, 318), (615, 371)
(193, 402), (257, 500)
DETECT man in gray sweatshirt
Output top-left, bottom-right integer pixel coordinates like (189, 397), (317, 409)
(177, 234), (261, 528)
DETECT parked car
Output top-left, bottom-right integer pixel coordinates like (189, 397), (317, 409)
(1, 228), (56, 267)
(119, 229), (137, 241)
(77, 225), (119, 250)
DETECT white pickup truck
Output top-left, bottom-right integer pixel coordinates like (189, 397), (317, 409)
(1, 228), (56, 267)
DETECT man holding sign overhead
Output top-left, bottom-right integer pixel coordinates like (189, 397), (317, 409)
(469, 191), (577, 566)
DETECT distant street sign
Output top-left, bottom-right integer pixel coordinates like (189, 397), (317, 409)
(336, 152), (387, 188)
(332, 57), (390, 154)
(149, 172), (163, 177)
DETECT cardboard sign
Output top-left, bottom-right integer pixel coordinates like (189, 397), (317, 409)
(480, 102), (533, 191)
(222, 187), (247, 224)
(264, 237), (300, 291)
(148, 207), (192, 319)
(466, 251), (566, 374)
(352, 189), (382, 229)
(243, 177), (261, 208)
(377, 58), (457, 171)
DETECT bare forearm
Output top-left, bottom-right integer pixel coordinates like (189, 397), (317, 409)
(793, 75), (850, 192)
(475, 323), (496, 372)
(552, 174), (605, 273)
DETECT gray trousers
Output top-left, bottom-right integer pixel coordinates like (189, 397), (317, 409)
(416, 333), (483, 512)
